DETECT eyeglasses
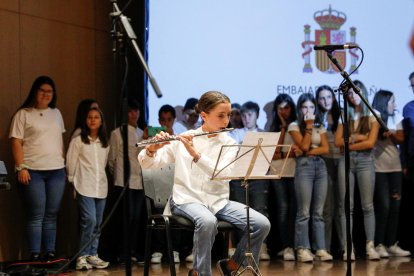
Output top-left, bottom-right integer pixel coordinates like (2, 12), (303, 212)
(38, 88), (54, 95)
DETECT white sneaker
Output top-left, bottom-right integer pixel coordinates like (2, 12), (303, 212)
(151, 252), (163, 264)
(283, 247), (295, 261)
(86, 255), (109, 269)
(185, 253), (193, 262)
(259, 244), (270, 260)
(228, 248), (236, 258)
(76, 256), (92, 270)
(387, 242), (411, 257)
(376, 244), (390, 258)
(315, 250), (333, 261)
(366, 241), (380, 260)
(173, 251), (180, 263)
(297, 248), (314, 263)
(343, 247), (356, 261)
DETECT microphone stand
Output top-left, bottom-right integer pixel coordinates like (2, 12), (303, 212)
(325, 50), (388, 276)
(110, 0), (162, 98)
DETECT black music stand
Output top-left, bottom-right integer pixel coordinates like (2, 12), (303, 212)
(212, 132), (287, 276)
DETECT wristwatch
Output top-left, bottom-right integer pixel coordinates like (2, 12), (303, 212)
(15, 164), (29, 172)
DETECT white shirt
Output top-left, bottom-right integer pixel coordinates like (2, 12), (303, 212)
(229, 127), (263, 144)
(9, 107), (65, 170)
(173, 120), (200, 134)
(373, 114), (403, 172)
(172, 121), (188, 134)
(108, 125), (144, 189)
(66, 136), (109, 199)
(138, 128), (238, 214)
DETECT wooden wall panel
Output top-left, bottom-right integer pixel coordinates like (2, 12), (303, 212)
(0, 1), (18, 11)
(20, 0), (94, 28)
(0, 10), (24, 262)
(20, 15), (96, 142)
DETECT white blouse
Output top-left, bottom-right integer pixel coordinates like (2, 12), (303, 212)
(138, 128), (238, 214)
(66, 136), (109, 199)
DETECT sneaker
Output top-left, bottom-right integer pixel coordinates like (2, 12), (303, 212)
(366, 241), (380, 260)
(76, 256), (92, 270)
(86, 255), (110, 269)
(185, 253), (193, 262)
(376, 244), (390, 258)
(228, 248), (236, 258)
(216, 259), (234, 276)
(173, 251), (180, 263)
(259, 243), (270, 260)
(315, 249), (333, 261)
(297, 248), (313, 263)
(342, 247), (356, 261)
(283, 247), (295, 261)
(30, 253), (41, 262)
(151, 252), (163, 264)
(387, 242), (411, 257)
(43, 251), (56, 262)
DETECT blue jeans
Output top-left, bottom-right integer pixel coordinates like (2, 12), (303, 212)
(19, 169), (66, 254)
(322, 157), (342, 251)
(337, 151), (376, 248)
(77, 194), (106, 256)
(171, 199), (270, 276)
(374, 172), (402, 246)
(294, 156), (328, 250)
(269, 177), (296, 249)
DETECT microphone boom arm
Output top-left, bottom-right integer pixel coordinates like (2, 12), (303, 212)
(111, 1), (162, 98)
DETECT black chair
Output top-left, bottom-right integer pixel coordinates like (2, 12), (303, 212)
(142, 164), (235, 276)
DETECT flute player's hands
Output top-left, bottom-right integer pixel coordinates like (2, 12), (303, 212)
(146, 131), (171, 152)
(179, 134), (199, 158)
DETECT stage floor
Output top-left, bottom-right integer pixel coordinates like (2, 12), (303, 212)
(67, 257), (414, 275)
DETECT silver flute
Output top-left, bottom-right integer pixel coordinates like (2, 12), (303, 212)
(136, 128), (234, 147)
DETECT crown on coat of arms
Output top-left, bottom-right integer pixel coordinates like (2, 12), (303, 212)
(314, 5), (347, 30)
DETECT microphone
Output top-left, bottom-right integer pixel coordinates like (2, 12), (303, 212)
(314, 44), (358, 51)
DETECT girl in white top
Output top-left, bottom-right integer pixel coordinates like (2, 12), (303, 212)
(334, 80), (380, 260)
(138, 91), (270, 276)
(372, 90), (411, 257)
(9, 76), (66, 262)
(66, 107), (110, 270)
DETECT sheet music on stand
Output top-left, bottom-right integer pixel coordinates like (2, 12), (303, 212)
(212, 132), (290, 180)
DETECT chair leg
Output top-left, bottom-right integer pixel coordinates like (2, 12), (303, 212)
(165, 218), (176, 276)
(144, 226), (152, 276)
(223, 232), (230, 259)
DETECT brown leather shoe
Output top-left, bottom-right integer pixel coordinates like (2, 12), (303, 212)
(217, 259), (234, 276)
